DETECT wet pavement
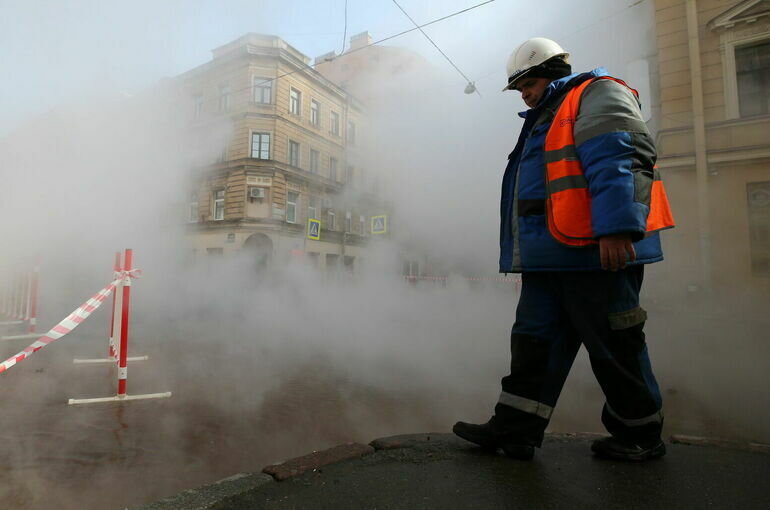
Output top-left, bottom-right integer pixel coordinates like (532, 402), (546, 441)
(138, 433), (770, 510)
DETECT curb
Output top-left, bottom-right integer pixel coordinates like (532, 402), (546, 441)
(132, 472), (274, 510)
(262, 442), (375, 481)
(670, 434), (770, 454)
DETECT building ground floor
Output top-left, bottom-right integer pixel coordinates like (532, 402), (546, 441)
(188, 222), (366, 274)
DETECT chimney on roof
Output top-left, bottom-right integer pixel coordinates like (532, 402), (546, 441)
(349, 31), (372, 51)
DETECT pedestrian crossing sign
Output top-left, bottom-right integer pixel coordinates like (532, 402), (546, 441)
(371, 215), (388, 235)
(307, 218), (321, 240)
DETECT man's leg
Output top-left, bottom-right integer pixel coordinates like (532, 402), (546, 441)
(454, 272), (581, 455)
(562, 267), (665, 460)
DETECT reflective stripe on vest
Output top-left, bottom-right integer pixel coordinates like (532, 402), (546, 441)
(543, 76), (675, 247)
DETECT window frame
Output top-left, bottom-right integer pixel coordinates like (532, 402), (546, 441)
(735, 39), (770, 118)
(310, 99), (320, 126)
(310, 149), (320, 173)
(289, 87), (302, 116)
(251, 132), (271, 160)
(253, 76), (273, 104)
(308, 196), (318, 220)
(213, 189), (225, 221)
(218, 84), (231, 113)
(288, 139), (300, 168)
(327, 210), (336, 230)
(330, 110), (340, 136)
(286, 191), (299, 224)
(721, 32), (770, 119)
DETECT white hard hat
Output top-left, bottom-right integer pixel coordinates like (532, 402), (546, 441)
(502, 37), (569, 91)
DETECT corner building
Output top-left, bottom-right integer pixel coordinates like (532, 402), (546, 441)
(179, 34), (379, 273)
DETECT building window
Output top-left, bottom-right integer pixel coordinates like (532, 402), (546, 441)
(308, 196), (318, 220)
(251, 132), (270, 159)
(736, 40), (770, 117)
(218, 84), (231, 112)
(345, 211), (352, 233)
(330, 111), (340, 135)
(311, 99), (320, 126)
(286, 191), (299, 223)
(347, 120), (356, 144)
(748, 181), (770, 275)
(310, 149), (320, 173)
(194, 94), (203, 118)
(213, 189), (225, 220)
(188, 192), (199, 223)
(290, 88), (301, 115)
(288, 140), (300, 167)
(345, 165), (353, 184)
(253, 77), (272, 104)
(327, 210), (336, 230)
(329, 157), (338, 181)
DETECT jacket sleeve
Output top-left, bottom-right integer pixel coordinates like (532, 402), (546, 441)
(573, 79), (656, 241)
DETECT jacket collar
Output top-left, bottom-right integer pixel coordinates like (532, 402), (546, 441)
(517, 67), (609, 118)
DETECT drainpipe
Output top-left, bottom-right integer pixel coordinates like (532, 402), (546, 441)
(685, 0), (712, 289)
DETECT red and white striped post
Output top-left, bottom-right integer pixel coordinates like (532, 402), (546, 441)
(68, 249), (170, 405)
(72, 253), (146, 365)
(116, 249), (133, 397)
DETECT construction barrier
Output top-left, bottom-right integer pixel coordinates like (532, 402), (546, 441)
(0, 263), (39, 336)
(0, 249), (171, 405)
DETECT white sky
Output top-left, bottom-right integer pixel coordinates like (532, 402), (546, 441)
(0, 0), (656, 135)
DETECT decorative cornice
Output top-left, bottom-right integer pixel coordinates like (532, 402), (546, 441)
(708, 0), (770, 31)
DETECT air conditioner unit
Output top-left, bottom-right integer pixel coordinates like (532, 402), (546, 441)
(249, 187), (265, 199)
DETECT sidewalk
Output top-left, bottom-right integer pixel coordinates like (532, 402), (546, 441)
(136, 433), (770, 510)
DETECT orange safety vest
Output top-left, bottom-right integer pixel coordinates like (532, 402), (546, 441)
(543, 76), (675, 247)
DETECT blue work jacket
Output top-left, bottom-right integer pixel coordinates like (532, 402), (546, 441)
(499, 68), (665, 273)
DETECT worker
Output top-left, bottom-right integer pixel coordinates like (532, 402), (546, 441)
(453, 37), (675, 461)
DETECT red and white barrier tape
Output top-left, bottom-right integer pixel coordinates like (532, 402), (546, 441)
(0, 270), (140, 375)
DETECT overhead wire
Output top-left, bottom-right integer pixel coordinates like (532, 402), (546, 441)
(192, 0), (498, 110)
(390, 0), (482, 97)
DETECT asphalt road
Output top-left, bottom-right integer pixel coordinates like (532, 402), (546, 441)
(141, 433), (770, 510)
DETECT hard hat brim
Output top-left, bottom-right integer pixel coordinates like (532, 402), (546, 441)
(501, 68), (534, 92)
(501, 52), (569, 92)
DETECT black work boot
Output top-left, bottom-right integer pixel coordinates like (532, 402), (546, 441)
(591, 436), (666, 461)
(452, 418), (535, 460)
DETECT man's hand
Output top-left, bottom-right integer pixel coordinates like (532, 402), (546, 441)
(599, 233), (635, 271)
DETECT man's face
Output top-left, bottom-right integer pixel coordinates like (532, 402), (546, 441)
(513, 77), (552, 108)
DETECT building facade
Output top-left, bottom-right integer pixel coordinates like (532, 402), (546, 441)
(653, 0), (770, 295)
(179, 34), (381, 273)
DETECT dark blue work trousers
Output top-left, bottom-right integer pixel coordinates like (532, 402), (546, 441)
(494, 266), (663, 447)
